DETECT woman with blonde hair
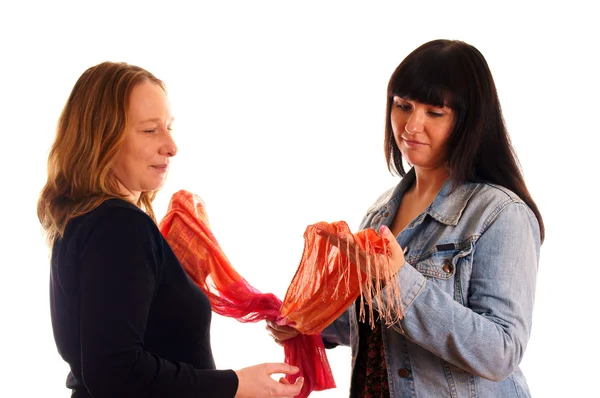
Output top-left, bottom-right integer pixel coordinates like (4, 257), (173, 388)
(38, 61), (303, 398)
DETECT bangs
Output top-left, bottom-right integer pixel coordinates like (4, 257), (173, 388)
(388, 49), (463, 110)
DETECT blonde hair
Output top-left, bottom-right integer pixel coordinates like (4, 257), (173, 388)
(37, 61), (166, 246)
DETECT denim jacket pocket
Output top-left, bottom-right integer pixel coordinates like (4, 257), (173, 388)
(413, 243), (473, 303)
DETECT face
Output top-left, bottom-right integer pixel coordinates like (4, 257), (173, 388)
(391, 96), (454, 171)
(112, 81), (177, 202)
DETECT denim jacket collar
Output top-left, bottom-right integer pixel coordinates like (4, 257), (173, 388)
(387, 168), (478, 226)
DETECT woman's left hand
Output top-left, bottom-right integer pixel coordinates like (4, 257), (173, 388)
(319, 224), (405, 279)
(266, 320), (299, 346)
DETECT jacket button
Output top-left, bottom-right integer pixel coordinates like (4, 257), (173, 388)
(442, 260), (453, 273)
(397, 368), (410, 378)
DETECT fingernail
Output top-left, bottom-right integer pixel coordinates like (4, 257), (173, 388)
(380, 225), (388, 234)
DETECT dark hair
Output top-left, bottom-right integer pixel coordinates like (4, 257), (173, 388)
(384, 39), (544, 242)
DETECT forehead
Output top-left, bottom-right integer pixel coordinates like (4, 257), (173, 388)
(127, 81), (171, 120)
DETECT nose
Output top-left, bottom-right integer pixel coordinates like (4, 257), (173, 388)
(404, 109), (425, 134)
(160, 131), (178, 157)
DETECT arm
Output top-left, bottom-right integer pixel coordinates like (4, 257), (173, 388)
(378, 202), (540, 381)
(320, 306), (352, 348)
(78, 210), (237, 397)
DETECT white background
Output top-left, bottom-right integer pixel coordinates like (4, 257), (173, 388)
(1, 1), (597, 397)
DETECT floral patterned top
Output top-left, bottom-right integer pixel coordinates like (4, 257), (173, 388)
(351, 308), (390, 398)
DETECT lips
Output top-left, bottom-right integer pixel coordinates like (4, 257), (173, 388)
(402, 137), (426, 146)
(151, 164), (168, 172)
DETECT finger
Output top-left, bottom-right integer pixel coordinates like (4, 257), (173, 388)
(278, 376), (291, 384)
(266, 323), (297, 335)
(276, 333), (298, 342)
(266, 327), (298, 342)
(266, 320), (276, 328)
(265, 363), (299, 375)
(380, 225), (404, 263)
(266, 320), (297, 332)
(266, 332), (284, 346)
(272, 376), (304, 397)
(277, 330), (300, 339)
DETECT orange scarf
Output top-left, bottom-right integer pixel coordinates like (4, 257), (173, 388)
(159, 190), (403, 397)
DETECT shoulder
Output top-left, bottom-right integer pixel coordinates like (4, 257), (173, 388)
(76, 199), (155, 232)
(95, 198), (152, 217)
(464, 182), (538, 236)
(357, 185), (398, 230)
(467, 182), (528, 218)
(83, 198), (154, 227)
(64, 199), (163, 255)
(364, 186), (397, 214)
(471, 182), (524, 205)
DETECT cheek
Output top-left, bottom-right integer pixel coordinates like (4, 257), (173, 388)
(391, 124), (407, 151)
(431, 126), (452, 148)
(390, 110), (409, 135)
(112, 145), (130, 174)
(139, 146), (155, 161)
(125, 143), (154, 166)
(429, 130), (452, 162)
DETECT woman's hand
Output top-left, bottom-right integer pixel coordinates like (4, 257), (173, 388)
(266, 321), (300, 346)
(320, 225), (405, 280)
(234, 362), (303, 398)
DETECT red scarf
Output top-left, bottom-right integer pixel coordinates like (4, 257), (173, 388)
(159, 190), (402, 397)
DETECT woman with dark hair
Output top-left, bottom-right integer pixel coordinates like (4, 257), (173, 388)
(39, 61), (303, 398)
(268, 39), (544, 397)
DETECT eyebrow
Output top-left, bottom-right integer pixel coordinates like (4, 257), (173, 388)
(138, 117), (175, 125)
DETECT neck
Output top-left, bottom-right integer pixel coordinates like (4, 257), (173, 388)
(411, 165), (450, 198)
(116, 180), (141, 205)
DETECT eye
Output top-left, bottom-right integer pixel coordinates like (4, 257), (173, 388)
(143, 129), (156, 134)
(396, 103), (412, 111)
(427, 111), (444, 117)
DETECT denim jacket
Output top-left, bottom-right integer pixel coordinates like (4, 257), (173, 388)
(322, 169), (541, 397)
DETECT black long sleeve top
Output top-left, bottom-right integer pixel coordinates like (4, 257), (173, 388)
(49, 198), (238, 397)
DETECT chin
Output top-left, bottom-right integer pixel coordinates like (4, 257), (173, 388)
(403, 155), (422, 167)
(141, 182), (165, 193)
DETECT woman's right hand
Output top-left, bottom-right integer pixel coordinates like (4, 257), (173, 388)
(234, 363), (303, 398)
